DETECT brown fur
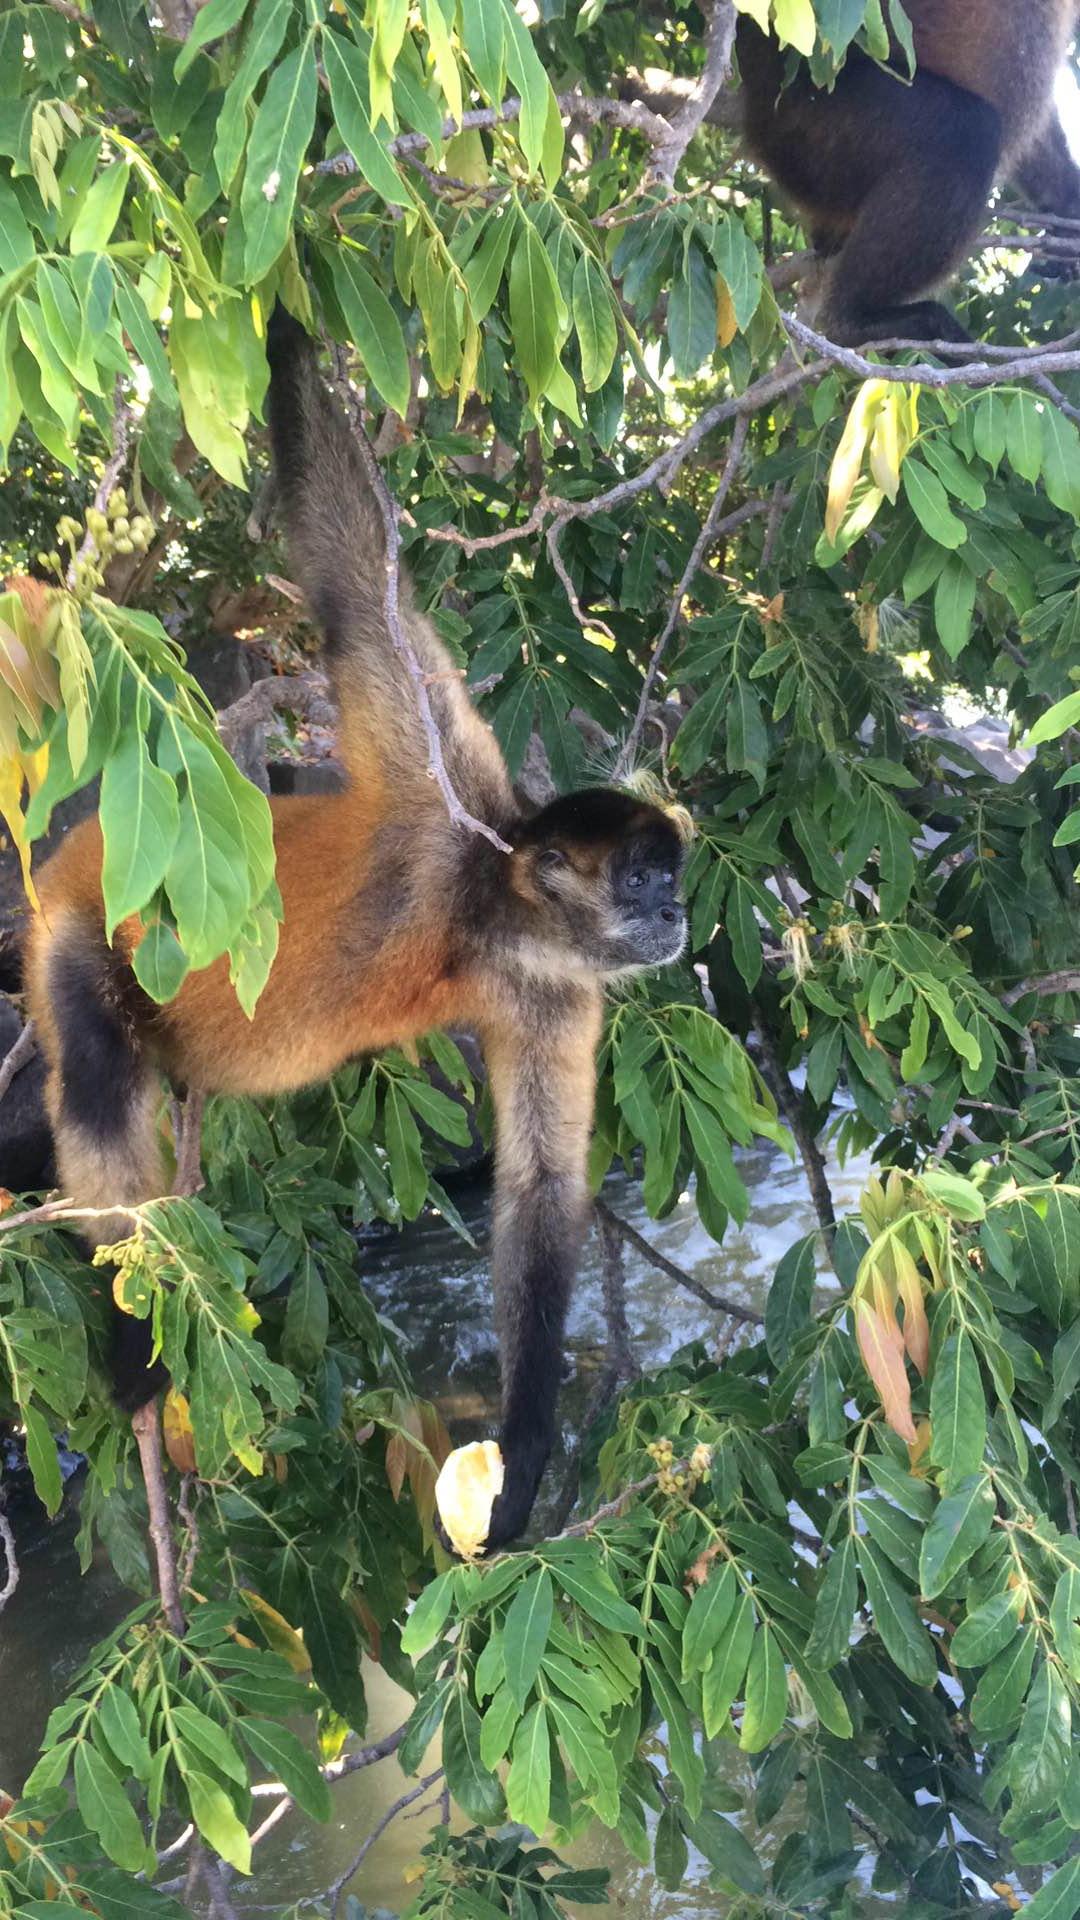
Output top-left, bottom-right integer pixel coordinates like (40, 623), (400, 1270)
(737, 1), (1080, 343)
(21, 309), (687, 1548)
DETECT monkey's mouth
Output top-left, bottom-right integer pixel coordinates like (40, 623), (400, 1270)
(621, 907), (687, 968)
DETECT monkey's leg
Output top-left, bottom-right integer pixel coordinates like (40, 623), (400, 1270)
(478, 997), (602, 1551)
(820, 79), (1001, 346)
(39, 918), (169, 1409)
(1012, 115), (1080, 222)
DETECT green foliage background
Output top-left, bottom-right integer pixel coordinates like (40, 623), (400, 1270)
(3, 0), (1080, 1914)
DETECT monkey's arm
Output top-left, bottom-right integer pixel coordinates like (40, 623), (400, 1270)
(1012, 114), (1080, 219)
(478, 989), (603, 1549)
(266, 306), (512, 827)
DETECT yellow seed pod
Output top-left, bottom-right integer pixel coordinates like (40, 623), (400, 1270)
(435, 1441), (504, 1559)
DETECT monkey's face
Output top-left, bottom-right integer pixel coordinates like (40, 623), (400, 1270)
(516, 811), (687, 978)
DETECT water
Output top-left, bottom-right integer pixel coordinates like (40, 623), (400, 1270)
(0, 1138), (870, 1917)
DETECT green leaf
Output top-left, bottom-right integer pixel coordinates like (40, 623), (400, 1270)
(901, 457), (966, 548)
(214, 0), (292, 191)
(160, 726), (258, 967)
(506, 1701), (551, 1834)
(701, 1589), (754, 1737)
(327, 248), (410, 417)
(322, 29), (412, 209)
(918, 1474), (995, 1598)
(132, 919), (189, 1003)
(460, 0), (504, 99)
(298, 1572), (365, 1730)
(170, 1703), (247, 1785)
(1008, 389), (1044, 483)
(739, 1627), (788, 1752)
(929, 1329), (986, 1490)
(765, 1233), (817, 1365)
(805, 1534), (857, 1670)
(282, 1250), (329, 1373)
(175, 0), (249, 76)
(503, 1568), (554, 1710)
(951, 1588), (1023, 1667)
(934, 552), (976, 659)
(443, 1690), (505, 1824)
(857, 1537), (937, 1686)
(97, 1685), (152, 1780)
(654, 1802), (688, 1892)
(100, 730), (180, 939)
(1042, 408), (1080, 518)
(401, 1569), (456, 1656)
(971, 1625), (1037, 1733)
(22, 1402), (62, 1517)
(69, 162), (128, 254)
(541, 1552), (641, 1634)
(1010, 1659), (1072, 1813)
(239, 1719), (330, 1821)
(648, 1656), (704, 1816)
(74, 1740), (149, 1872)
(668, 241), (716, 378)
(185, 1771), (252, 1875)
(1026, 688), (1080, 748)
(384, 1080), (428, 1218)
(240, 36), (318, 284)
(509, 222), (563, 407)
(572, 250), (617, 393)
(682, 1560), (736, 1677)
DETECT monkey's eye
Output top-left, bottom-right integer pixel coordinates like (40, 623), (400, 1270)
(627, 870), (646, 889)
(661, 871), (674, 886)
(539, 848), (567, 871)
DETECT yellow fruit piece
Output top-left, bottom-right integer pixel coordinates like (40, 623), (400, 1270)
(434, 1441), (504, 1559)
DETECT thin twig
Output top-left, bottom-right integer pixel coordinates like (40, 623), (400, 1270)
(327, 1769), (443, 1919)
(556, 1459), (689, 1539)
(783, 312), (1080, 394)
(617, 413), (749, 776)
(593, 1198), (762, 1324)
(0, 1019), (36, 1103)
(327, 348), (512, 855)
(177, 1474), (200, 1595)
(0, 1502), (19, 1614)
(201, 1851), (241, 1920)
(131, 1401), (186, 1636)
(546, 519), (615, 642)
(247, 1721), (412, 1851)
(68, 383), (133, 588)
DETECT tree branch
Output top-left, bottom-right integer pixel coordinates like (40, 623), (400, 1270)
(0, 1501), (19, 1615)
(593, 1198), (763, 1324)
(617, 412), (749, 777)
(1002, 970), (1080, 1007)
(326, 347), (513, 855)
(131, 1400), (186, 1637)
(648, 1), (736, 186)
(751, 1006), (836, 1244)
(326, 1769), (443, 1919)
(0, 1019), (36, 1104)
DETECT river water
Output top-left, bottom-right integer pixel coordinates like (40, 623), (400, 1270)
(0, 1138), (870, 1917)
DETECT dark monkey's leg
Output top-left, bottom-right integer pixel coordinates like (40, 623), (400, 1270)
(43, 922), (168, 1409)
(737, 21), (1002, 344)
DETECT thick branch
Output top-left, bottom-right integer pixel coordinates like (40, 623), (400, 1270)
(648, 1), (737, 186)
(784, 313), (1080, 393)
(131, 1401), (186, 1636)
(1002, 971), (1080, 1007)
(751, 1007), (836, 1244)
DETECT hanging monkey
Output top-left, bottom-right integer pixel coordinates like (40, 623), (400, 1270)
(22, 306), (688, 1552)
(736, 0), (1080, 344)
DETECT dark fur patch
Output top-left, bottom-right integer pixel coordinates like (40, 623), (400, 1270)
(519, 787), (675, 849)
(49, 935), (146, 1141)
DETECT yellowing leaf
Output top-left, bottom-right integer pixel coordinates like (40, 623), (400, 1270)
(163, 1388), (197, 1474)
(0, 755), (40, 908)
(716, 273), (737, 349)
(826, 381), (887, 542)
(855, 1296), (916, 1443)
(772, 0), (816, 55)
(894, 1243), (930, 1376)
(239, 1589), (311, 1672)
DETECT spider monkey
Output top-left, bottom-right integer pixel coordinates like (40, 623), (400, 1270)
(21, 306), (688, 1551)
(736, 0), (1080, 344)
